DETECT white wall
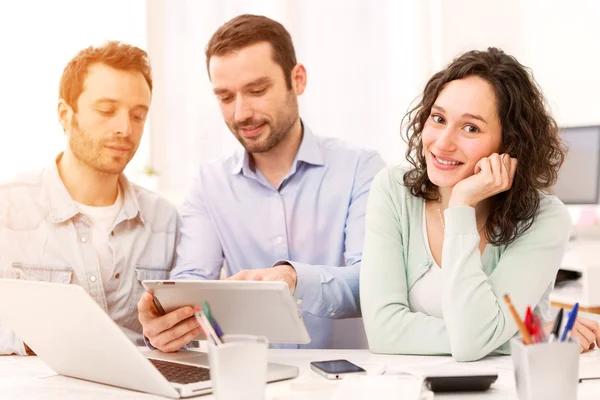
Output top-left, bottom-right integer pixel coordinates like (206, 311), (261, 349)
(434, 0), (526, 67)
(0, 1), (148, 181)
(433, 0), (600, 128)
(293, 0), (433, 166)
(147, 1), (600, 203)
(145, 0), (434, 203)
(430, 0), (600, 220)
(520, 1), (600, 127)
(2, 1), (598, 194)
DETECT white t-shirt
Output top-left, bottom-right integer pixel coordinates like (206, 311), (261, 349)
(407, 205), (443, 318)
(75, 188), (123, 288)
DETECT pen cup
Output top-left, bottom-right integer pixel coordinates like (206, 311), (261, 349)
(510, 338), (579, 400)
(207, 334), (269, 400)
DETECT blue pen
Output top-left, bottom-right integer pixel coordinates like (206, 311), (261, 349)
(560, 303), (579, 342)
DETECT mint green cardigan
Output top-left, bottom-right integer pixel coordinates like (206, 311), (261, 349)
(360, 166), (571, 361)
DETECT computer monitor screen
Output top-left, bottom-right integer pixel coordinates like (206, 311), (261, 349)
(553, 126), (600, 204)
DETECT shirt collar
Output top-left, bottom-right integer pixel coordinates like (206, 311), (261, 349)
(230, 122), (325, 176)
(231, 151), (250, 176)
(118, 173), (145, 224)
(42, 153), (143, 224)
(294, 125), (325, 167)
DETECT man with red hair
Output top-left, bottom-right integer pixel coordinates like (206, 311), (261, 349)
(0, 41), (179, 355)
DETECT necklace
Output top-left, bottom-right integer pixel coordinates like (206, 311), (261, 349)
(436, 201), (485, 233)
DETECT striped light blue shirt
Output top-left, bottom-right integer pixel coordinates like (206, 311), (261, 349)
(171, 125), (385, 348)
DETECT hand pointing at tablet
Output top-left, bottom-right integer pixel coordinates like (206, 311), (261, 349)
(227, 264), (298, 294)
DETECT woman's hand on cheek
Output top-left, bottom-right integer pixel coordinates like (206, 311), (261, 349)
(449, 153), (518, 208)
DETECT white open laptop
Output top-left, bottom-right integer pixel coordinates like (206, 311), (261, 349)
(0, 279), (299, 398)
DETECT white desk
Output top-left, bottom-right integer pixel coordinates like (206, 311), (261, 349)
(1, 348), (599, 399)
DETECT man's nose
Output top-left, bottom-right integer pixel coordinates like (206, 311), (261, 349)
(234, 96), (253, 123)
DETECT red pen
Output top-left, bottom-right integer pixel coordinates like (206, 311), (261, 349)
(530, 319), (538, 343)
(532, 313), (545, 343)
(524, 306), (533, 335)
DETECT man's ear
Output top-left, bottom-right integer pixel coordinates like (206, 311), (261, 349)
(57, 99), (73, 134)
(291, 63), (307, 96)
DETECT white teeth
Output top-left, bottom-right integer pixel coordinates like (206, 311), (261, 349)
(435, 155), (460, 165)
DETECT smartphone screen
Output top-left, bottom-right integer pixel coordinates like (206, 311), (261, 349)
(310, 359), (365, 374)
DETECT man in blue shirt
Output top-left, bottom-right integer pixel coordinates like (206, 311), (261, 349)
(138, 14), (385, 350)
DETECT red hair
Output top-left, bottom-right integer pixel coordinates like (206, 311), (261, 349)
(59, 41), (152, 112)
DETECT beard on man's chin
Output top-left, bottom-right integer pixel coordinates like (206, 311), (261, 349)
(70, 116), (135, 174)
(236, 126), (283, 154)
(71, 115), (136, 150)
(230, 107), (298, 154)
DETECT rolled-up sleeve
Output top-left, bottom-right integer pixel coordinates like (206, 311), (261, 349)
(273, 151), (385, 319)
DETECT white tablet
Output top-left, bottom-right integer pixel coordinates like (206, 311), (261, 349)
(142, 280), (311, 344)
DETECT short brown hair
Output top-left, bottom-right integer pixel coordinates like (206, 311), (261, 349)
(205, 14), (297, 89)
(402, 47), (566, 246)
(59, 41), (152, 112)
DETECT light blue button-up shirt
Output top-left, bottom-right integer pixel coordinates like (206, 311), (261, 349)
(171, 125), (385, 348)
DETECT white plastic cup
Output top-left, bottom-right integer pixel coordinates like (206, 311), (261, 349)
(207, 334), (269, 400)
(511, 338), (579, 400)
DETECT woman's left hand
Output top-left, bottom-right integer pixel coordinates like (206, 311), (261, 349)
(571, 316), (600, 353)
(544, 315), (600, 353)
(449, 153), (518, 208)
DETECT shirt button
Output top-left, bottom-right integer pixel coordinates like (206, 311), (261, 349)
(296, 299), (303, 305)
(423, 259), (430, 266)
(274, 193), (280, 199)
(275, 237), (284, 244)
(89, 275), (97, 283)
(80, 237), (87, 243)
(114, 273), (120, 279)
(330, 311), (336, 317)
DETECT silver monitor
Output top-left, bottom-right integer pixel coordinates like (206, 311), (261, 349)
(553, 126), (600, 205)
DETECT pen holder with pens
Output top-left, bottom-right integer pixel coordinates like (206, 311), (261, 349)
(207, 334), (269, 400)
(511, 338), (579, 400)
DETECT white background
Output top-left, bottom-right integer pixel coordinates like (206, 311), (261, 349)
(1, 0), (599, 206)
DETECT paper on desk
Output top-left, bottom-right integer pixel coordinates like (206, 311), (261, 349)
(275, 369), (431, 400)
(0, 356), (56, 381)
(331, 375), (425, 400)
(580, 348), (600, 379)
(444, 355), (514, 372)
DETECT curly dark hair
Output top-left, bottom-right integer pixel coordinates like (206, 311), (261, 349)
(402, 47), (566, 246)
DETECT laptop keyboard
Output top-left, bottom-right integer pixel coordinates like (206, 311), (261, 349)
(149, 359), (211, 385)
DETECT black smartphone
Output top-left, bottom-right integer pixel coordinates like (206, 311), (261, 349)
(424, 373), (498, 392)
(310, 359), (366, 380)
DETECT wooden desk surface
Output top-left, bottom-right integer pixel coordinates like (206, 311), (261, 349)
(552, 301), (600, 315)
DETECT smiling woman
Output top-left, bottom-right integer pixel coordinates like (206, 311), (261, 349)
(403, 48), (564, 247)
(360, 47), (599, 361)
